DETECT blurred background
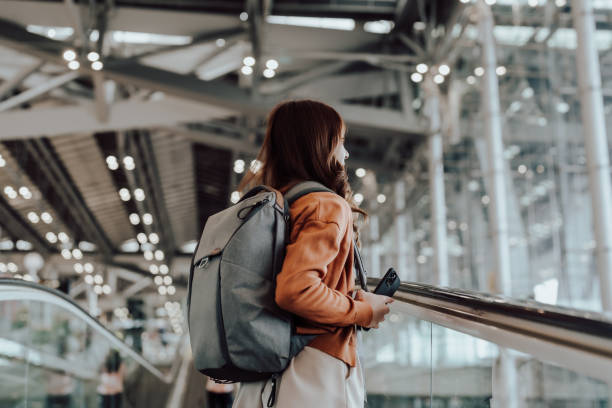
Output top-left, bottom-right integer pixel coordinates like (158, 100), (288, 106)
(0, 0), (611, 407)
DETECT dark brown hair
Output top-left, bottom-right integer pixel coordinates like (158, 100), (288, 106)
(238, 99), (366, 239)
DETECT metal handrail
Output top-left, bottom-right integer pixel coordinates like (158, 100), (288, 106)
(0, 278), (172, 383)
(367, 278), (612, 383)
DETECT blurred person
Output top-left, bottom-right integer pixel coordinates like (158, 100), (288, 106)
(45, 338), (75, 408)
(233, 100), (393, 407)
(97, 349), (124, 408)
(206, 377), (234, 408)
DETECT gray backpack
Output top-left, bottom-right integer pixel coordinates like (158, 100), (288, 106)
(187, 181), (367, 383)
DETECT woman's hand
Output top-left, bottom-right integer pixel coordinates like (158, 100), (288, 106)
(356, 291), (394, 329)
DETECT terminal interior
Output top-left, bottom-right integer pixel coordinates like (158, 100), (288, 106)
(0, 0), (611, 407)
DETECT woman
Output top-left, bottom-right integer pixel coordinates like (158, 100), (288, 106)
(97, 350), (124, 408)
(233, 100), (393, 407)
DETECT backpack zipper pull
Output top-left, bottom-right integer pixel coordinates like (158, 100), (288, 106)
(267, 374), (278, 407)
(197, 257), (209, 269)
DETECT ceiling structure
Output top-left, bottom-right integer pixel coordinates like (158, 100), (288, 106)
(0, 0), (610, 312)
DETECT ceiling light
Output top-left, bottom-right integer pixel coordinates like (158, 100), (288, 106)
(485, 0), (496, 4)
(19, 186), (30, 198)
(144, 250), (153, 261)
(112, 30), (191, 45)
(46, 232), (57, 243)
(376, 194), (386, 204)
(74, 263), (83, 274)
(556, 101), (570, 113)
(68, 60), (80, 70)
(555, 0), (567, 6)
(16, 240), (32, 251)
(243, 56), (255, 66)
(89, 30), (99, 42)
(474, 67), (485, 77)
(481, 195), (490, 205)
(154, 276), (163, 285)
(410, 72), (423, 83)
(94, 285), (103, 294)
(119, 188), (131, 201)
(149, 264), (159, 274)
(58, 232), (69, 243)
(142, 213), (152, 225)
(496, 66), (507, 76)
(522, 87), (534, 99)
(160, 264), (169, 275)
(106, 155), (119, 170)
(167, 286), (176, 295)
(155, 250), (164, 261)
(149, 233), (159, 244)
(466, 75), (476, 85)
(263, 69), (275, 78)
(0, 157), (5, 167)
(240, 12), (249, 21)
(528, 0), (538, 6)
(41, 212), (52, 224)
(84, 262), (94, 273)
(137, 233), (148, 244)
(134, 188), (145, 201)
(230, 191), (240, 204)
(72, 248), (83, 260)
(363, 20), (395, 34)
(87, 52), (99, 62)
(355, 168), (366, 178)
(91, 61), (103, 71)
(0, 263), (7, 273)
(158, 286), (168, 295)
(85, 274), (94, 284)
(438, 64), (450, 76)
(27, 212), (40, 224)
(266, 59), (279, 70)
(241, 66), (253, 75)
(416, 63), (428, 74)
(354, 193), (364, 205)
(216, 38), (226, 47)
(61, 249), (72, 260)
(4, 186), (17, 199)
(129, 213), (140, 225)
(233, 159), (245, 174)
(102, 284), (111, 294)
(433, 74), (445, 84)
(123, 156), (135, 170)
(63, 49), (76, 61)
(266, 15), (355, 31)
(413, 21), (426, 31)
(94, 274), (103, 284)
(163, 276), (172, 285)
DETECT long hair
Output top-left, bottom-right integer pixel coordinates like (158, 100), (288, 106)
(238, 99), (366, 240)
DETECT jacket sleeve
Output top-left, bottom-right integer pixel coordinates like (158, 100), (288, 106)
(275, 218), (373, 328)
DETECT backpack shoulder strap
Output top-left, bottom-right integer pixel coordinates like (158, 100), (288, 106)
(283, 181), (369, 292)
(284, 181), (333, 205)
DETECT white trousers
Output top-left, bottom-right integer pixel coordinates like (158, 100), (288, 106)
(232, 346), (365, 408)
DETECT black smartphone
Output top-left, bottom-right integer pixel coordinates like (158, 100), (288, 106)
(373, 268), (400, 297)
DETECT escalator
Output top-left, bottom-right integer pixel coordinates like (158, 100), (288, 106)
(1, 277), (611, 407)
(0, 278), (198, 408)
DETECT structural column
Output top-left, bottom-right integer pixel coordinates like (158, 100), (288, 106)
(479, 4), (519, 408)
(394, 180), (410, 281)
(479, 2), (511, 296)
(572, 0), (612, 311)
(423, 78), (450, 287)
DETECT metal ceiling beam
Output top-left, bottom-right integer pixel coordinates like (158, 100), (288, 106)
(0, 97), (231, 140)
(0, 195), (52, 257)
(0, 19), (426, 137)
(129, 27), (245, 60)
(0, 71), (79, 112)
(23, 139), (115, 258)
(0, 59), (44, 100)
(130, 130), (176, 259)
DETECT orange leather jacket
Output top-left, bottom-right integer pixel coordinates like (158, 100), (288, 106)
(275, 190), (373, 367)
